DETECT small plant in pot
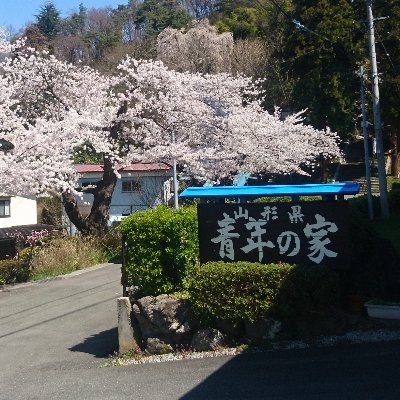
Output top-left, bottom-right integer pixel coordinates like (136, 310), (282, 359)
(364, 298), (400, 320)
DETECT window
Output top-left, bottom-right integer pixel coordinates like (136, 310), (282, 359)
(81, 180), (100, 188)
(122, 179), (141, 192)
(0, 199), (10, 217)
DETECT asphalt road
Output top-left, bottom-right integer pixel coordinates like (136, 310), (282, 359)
(1, 263), (400, 400)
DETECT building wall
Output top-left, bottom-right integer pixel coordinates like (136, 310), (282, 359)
(0, 196), (37, 228)
(66, 170), (172, 233)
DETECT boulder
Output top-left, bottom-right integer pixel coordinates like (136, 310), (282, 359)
(191, 328), (225, 352)
(214, 319), (245, 338)
(146, 338), (173, 355)
(244, 317), (282, 344)
(132, 294), (197, 345)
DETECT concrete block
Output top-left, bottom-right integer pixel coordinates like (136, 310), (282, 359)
(117, 297), (138, 354)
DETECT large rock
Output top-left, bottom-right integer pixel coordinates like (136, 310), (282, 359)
(191, 328), (225, 352)
(244, 317), (282, 344)
(214, 319), (245, 339)
(132, 294), (197, 345)
(146, 338), (173, 355)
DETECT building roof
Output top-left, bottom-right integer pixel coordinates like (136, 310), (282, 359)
(180, 182), (360, 198)
(74, 163), (171, 174)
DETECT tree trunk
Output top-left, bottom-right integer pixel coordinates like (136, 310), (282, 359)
(319, 158), (329, 183)
(390, 130), (399, 178)
(62, 102), (128, 235)
(62, 102), (127, 236)
(85, 157), (117, 235)
(62, 157), (117, 236)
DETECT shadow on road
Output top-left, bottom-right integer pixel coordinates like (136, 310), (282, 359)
(179, 342), (400, 400)
(69, 327), (118, 358)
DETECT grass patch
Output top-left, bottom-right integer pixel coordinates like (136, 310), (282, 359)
(29, 236), (108, 281)
(102, 347), (145, 367)
(373, 212), (400, 257)
(1, 231), (121, 285)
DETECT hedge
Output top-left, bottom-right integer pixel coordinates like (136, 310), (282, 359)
(119, 205), (198, 296)
(0, 251), (32, 285)
(186, 261), (342, 324)
(347, 211), (400, 300)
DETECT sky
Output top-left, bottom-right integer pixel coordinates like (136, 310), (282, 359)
(1, 0), (129, 32)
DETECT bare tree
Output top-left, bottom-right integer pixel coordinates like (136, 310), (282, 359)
(52, 35), (89, 65)
(231, 38), (268, 78)
(23, 25), (49, 51)
(85, 7), (116, 36)
(98, 38), (157, 75)
(119, 0), (144, 42)
(157, 19), (233, 74)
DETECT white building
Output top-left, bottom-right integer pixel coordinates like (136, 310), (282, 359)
(0, 195), (37, 228)
(0, 195), (39, 259)
(72, 163), (173, 226)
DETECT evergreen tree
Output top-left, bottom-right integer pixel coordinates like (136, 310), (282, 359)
(35, 1), (61, 40)
(283, 0), (365, 137)
(215, 7), (260, 39)
(60, 3), (87, 35)
(136, 0), (192, 36)
(374, 0), (400, 174)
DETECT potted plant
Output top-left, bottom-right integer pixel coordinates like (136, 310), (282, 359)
(364, 299), (400, 320)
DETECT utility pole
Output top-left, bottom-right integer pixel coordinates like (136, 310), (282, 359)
(171, 130), (179, 210)
(360, 66), (374, 220)
(366, 0), (389, 218)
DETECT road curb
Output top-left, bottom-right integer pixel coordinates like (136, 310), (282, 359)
(0, 262), (118, 292)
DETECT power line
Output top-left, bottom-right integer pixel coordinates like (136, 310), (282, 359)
(254, 0), (359, 62)
(375, 29), (397, 73)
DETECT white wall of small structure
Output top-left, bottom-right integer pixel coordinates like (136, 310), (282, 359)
(0, 196), (37, 228)
(66, 169), (173, 234)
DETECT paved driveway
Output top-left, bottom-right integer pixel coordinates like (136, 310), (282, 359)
(0, 263), (121, 398)
(1, 263), (400, 400)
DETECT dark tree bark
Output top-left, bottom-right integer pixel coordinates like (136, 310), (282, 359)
(62, 103), (127, 236)
(390, 129), (399, 178)
(62, 157), (117, 236)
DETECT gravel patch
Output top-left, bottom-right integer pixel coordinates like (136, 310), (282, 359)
(105, 327), (400, 366)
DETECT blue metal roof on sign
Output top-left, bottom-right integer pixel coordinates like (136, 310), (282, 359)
(180, 182), (360, 198)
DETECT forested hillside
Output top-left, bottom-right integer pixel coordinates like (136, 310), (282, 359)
(10, 0), (400, 172)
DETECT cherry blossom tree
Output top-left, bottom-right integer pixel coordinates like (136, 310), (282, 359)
(0, 31), (341, 235)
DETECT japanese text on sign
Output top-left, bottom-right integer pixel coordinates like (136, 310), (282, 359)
(198, 202), (350, 268)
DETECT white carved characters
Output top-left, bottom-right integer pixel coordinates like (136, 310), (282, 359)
(211, 205), (340, 264)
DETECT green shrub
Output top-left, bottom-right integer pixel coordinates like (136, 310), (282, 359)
(187, 262), (292, 324)
(0, 257), (31, 284)
(187, 262), (342, 324)
(253, 195), (321, 203)
(186, 262), (342, 325)
(37, 196), (62, 225)
(347, 194), (380, 217)
(389, 189), (400, 213)
(253, 196), (293, 203)
(392, 182), (400, 191)
(348, 181), (400, 215)
(97, 227), (122, 261)
(119, 205), (199, 296)
(387, 177), (400, 191)
(346, 211), (400, 300)
(275, 264), (343, 318)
